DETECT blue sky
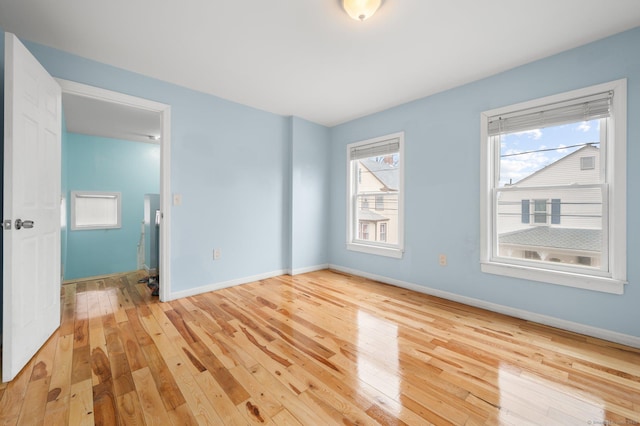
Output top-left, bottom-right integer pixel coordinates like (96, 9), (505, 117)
(499, 119), (600, 187)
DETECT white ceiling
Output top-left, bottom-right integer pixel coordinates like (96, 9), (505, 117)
(2, 0), (640, 127)
(62, 93), (161, 144)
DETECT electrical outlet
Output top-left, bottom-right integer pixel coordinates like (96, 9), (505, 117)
(213, 249), (221, 260)
(439, 254), (447, 266)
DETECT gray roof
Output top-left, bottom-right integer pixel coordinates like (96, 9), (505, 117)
(360, 158), (399, 191)
(358, 210), (389, 222)
(499, 227), (601, 252)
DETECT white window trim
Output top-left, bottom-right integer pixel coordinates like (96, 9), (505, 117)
(480, 79), (627, 294)
(71, 191), (122, 231)
(346, 132), (405, 259)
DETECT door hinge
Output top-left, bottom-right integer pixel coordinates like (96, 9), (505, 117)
(4, 220), (12, 230)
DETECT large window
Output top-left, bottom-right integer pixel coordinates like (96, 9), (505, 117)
(71, 191), (122, 230)
(347, 132), (404, 258)
(480, 80), (627, 294)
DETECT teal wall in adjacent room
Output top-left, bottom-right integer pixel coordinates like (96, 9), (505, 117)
(64, 133), (159, 279)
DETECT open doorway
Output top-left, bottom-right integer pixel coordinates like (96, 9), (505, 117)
(57, 79), (172, 301)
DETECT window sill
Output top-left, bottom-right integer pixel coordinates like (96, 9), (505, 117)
(347, 242), (404, 259)
(481, 261), (626, 294)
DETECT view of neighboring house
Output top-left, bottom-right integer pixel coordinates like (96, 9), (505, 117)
(355, 156), (399, 245)
(496, 144), (602, 267)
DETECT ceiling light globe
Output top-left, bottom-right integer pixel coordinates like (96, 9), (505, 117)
(343, 0), (382, 21)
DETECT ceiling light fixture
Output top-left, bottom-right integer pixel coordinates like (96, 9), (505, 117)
(343, 0), (381, 21)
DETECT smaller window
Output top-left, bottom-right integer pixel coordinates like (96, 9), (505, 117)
(71, 191), (121, 231)
(347, 132), (404, 258)
(362, 197), (370, 211)
(375, 195), (384, 211)
(524, 250), (541, 260)
(577, 256), (592, 266)
(533, 199), (547, 224)
(379, 223), (387, 242)
(581, 156), (595, 170)
(359, 222), (370, 240)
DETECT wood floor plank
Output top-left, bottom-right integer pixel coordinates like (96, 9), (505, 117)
(131, 367), (172, 425)
(163, 355), (226, 425)
(117, 320), (148, 372)
(59, 284), (77, 336)
(68, 379), (95, 426)
(139, 340), (186, 411)
(270, 408), (304, 426)
(92, 379), (118, 426)
(3, 269), (639, 425)
(44, 333), (74, 417)
(228, 364), (283, 418)
(192, 368), (247, 424)
(17, 376), (50, 425)
(116, 390), (146, 425)
(167, 403), (201, 426)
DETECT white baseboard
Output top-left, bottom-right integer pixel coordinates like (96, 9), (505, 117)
(62, 269), (141, 284)
(168, 269), (287, 301)
(288, 263), (329, 276)
(329, 264), (640, 349)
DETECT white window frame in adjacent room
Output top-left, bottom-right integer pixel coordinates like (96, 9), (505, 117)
(480, 79), (627, 294)
(346, 132), (404, 258)
(71, 191), (122, 231)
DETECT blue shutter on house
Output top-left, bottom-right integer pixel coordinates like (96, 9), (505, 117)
(551, 199), (561, 224)
(521, 200), (530, 224)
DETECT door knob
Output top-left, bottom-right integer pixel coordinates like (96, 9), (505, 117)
(15, 219), (34, 230)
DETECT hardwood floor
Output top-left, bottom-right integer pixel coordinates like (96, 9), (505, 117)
(1, 269), (639, 425)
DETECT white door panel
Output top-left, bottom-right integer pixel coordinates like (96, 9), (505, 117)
(3, 33), (61, 382)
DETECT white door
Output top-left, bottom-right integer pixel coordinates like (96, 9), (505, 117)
(2, 33), (61, 382)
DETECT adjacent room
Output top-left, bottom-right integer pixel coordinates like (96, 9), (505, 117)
(1, 1), (639, 424)
(61, 92), (162, 283)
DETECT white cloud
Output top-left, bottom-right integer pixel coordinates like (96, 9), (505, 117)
(513, 129), (542, 140)
(499, 149), (552, 185)
(576, 121), (591, 132)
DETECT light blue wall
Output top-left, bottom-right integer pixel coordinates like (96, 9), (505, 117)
(290, 117), (330, 272)
(65, 133), (159, 279)
(17, 36), (295, 292)
(329, 27), (640, 338)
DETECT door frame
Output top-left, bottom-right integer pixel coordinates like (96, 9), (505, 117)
(56, 79), (172, 301)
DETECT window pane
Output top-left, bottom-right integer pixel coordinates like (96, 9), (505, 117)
(353, 153), (399, 245)
(72, 192), (121, 229)
(499, 119), (602, 187)
(76, 196), (118, 226)
(495, 119), (604, 269)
